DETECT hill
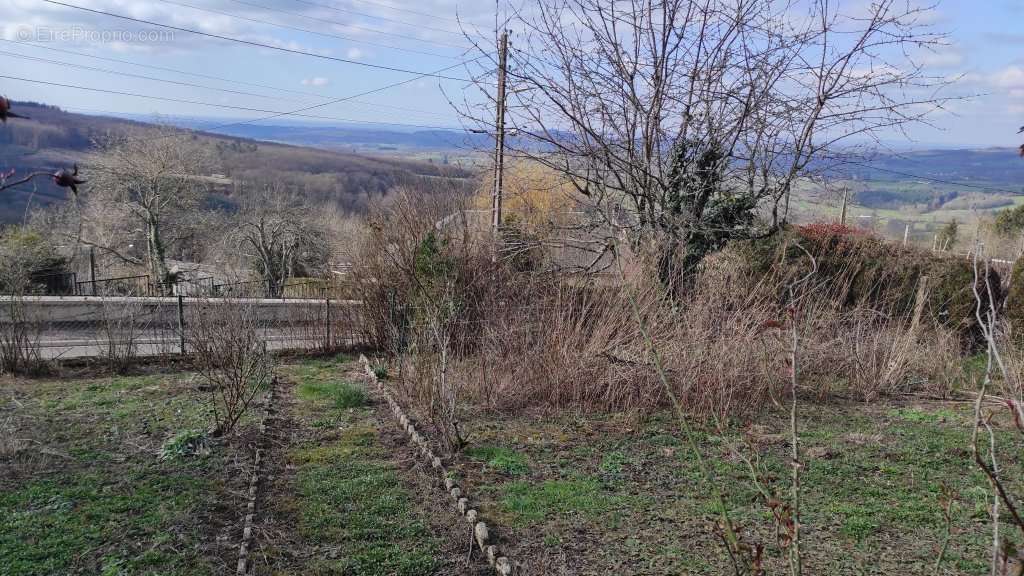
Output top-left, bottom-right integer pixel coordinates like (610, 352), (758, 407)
(0, 101), (477, 223)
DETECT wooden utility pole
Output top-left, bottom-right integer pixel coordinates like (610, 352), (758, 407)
(491, 30), (509, 239)
(839, 185), (849, 226)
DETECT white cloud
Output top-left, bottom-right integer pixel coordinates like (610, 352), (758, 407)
(301, 76), (329, 87)
(916, 46), (965, 69)
(992, 66), (1024, 89)
(345, 47), (364, 60)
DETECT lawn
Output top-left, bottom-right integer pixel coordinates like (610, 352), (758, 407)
(452, 400), (1024, 575)
(0, 371), (255, 575)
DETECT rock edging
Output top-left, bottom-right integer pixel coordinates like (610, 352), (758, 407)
(359, 354), (516, 576)
(236, 378), (279, 575)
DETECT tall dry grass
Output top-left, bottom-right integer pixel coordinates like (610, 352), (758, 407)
(456, 239), (967, 420)
(356, 192), (971, 423)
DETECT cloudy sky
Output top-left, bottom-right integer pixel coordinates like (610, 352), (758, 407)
(1, 0), (1022, 147)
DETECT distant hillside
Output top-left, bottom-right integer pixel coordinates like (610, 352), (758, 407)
(0, 101), (477, 223)
(846, 148), (1024, 190)
(208, 123), (486, 152)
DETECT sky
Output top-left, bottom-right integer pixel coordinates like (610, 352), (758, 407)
(1, 0), (1022, 148)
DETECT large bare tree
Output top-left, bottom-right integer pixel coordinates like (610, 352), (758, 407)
(227, 185), (329, 298)
(82, 126), (213, 289)
(464, 0), (957, 290)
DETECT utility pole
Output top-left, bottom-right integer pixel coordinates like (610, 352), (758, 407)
(491, 30), (509, 241)
(839, 185), (849, 226)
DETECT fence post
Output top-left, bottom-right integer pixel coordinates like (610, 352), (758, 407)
(177, 294), (186, 355)
(325, 297), (332, 350)
(88, 246), (96, 296)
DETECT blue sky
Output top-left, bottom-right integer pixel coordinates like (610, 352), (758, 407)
(1, 0), (1022, 148)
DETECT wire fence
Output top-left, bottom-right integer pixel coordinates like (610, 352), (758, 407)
(21, 272), (350, 300)
(0, 295), (366, 366)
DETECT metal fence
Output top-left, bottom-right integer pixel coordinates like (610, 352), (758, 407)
(0, 295), (365, 364)
(21, 270), (348, 300)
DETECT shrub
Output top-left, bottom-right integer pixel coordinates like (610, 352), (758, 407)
(734, 224), (1000, 348)
(186, 299), (274, 436)
(1006, 257), (1024, 339)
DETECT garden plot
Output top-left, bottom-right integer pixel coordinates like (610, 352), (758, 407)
(449, 402), (1024, 575)
(0, 371), (256, 575)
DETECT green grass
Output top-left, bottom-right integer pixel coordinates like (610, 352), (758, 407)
(498, 478), (621, 525)
(0, 373), (230, 575)
(298, 380), (368, 410)
(459, 401), (1023, 574)
(289, 360), (439, 576)
(466, 445), (529, 476)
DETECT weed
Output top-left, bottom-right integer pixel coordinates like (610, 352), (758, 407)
(298, 380), (368, 410)
(599, 450), (628, 475)
(466, 445), (529, 475)
(158, 429), (210, 460)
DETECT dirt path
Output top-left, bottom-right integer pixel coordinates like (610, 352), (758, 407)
(247, 356), (490, 576)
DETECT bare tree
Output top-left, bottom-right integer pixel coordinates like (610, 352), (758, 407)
(81, 126), (214, 289)
(227, 185), (328, 298)
(463, 0), (957, 290)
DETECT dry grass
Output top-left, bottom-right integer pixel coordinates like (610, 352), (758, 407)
(355, 193), (971, 423)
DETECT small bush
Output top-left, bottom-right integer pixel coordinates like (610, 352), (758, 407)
(159, 429), (209, 460)
(372, 365), (389, 380)
(187, 299), (275, 436)
(333, 383), (368, 409)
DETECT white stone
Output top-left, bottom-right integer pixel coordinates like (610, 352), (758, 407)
(474, 522), (489, 550)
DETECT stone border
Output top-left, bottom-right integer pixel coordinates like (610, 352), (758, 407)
(359, 355), (516, 576)
(236, 378), (279, 575)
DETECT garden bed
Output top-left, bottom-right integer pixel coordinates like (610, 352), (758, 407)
(0, 372), (257, 574)
(448, 400), (1024, 575)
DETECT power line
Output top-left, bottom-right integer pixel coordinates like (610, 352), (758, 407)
(0, 49), (301, 103)
(1, 39), (456, 119)
(346, 0), (482, 26)
(227, 0), (468, 48)
(2, 38), (325, 100)
(0, 73), (471, 131)
(846, 160), (1024, 196)
(40, 0), (473, 81)
(153, 0), (462, 58)
(16, 58), (483, 160)
(284, 0), (466, 37)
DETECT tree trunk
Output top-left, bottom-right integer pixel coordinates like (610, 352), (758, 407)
(146, 213), (171, 293)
